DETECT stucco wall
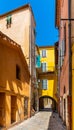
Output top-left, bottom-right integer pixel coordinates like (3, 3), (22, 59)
(0, 38), (30, 127)
(0, 8), (35, 64)
(59, 0), (69, 96)
(71, 0), (74, 43)
(0, 40), (30, 95)
(72, 45), (74, 130)
(59, 0), (69, 128)
(39, 47), (57, 102)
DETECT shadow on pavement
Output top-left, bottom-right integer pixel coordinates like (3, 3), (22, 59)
(47, 112), (67, 130)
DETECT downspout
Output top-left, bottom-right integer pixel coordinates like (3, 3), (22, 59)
(68, 0), (72, 130)
(29, 14), (32, 117)
(68, 0), (72, 96)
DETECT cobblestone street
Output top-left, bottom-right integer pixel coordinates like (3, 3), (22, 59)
(8, 109), (66, 130)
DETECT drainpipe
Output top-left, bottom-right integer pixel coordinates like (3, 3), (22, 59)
(29, 22), (32, 117)
(68, 0), (72, 96)
(68, 0), (72, 130)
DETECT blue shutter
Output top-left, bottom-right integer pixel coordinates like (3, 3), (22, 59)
(36, 55), (41, 68)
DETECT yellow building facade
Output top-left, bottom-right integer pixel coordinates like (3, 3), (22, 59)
(0, 32), (30, 128)
(38, 46), (57, 109)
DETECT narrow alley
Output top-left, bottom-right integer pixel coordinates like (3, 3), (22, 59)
(8, 109), (66, 130)
(0, 0), (74, 129)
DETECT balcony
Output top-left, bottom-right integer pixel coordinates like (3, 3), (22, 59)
(39, 66), (55, 75)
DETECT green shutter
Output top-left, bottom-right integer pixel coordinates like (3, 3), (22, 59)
(6, 15), (12, 24)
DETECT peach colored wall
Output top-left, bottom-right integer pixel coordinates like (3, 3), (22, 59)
(58, 0), (70, 128)
(0, 6), (37, 118)
(0, 8), (35, 64)
(72, 44), (74, 130)
(71, 1), (74, 130)
(60, 0), (69, 96)
(71, 0), (74, 43)
(0, 7), (36, 86)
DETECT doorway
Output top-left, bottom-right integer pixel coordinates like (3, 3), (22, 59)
(64, 99), (66, 124)
(0, 93), (5, 127)
(11, 96), (17, 123)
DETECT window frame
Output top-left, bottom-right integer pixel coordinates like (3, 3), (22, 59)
(41, 62), (47, 72)
(64, 24), (66, 55)
(42, 79), (47, 90)
(16, 65), (21, 80)
(6, 15), (12, 28)
(42, 50), (46, 58)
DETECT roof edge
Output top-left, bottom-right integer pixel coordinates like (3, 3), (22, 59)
(39, 45), (54, 48)
(0, 4), (36, 26)
(0, 31), (30, 75)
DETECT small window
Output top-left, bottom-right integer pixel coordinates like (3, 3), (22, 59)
(24, 97), (28, 116)
(36, 55), (41, 68)
(42, 80), (47, 90)
(41, 62), (46, 72)
(64, 24), (66, 55)
(16, 65), (21, 80)
(34, 28), (36, 36)
(64, 86), (66, 93)
(42, 50), (46, 57)
(6, 15), (12, 28)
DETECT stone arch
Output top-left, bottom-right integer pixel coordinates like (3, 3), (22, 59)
(39, 95), (57, 111)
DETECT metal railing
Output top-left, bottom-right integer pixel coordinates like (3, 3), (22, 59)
(41, 66), (55, 73)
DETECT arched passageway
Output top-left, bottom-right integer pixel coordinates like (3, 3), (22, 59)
(39, 96), (57, 111)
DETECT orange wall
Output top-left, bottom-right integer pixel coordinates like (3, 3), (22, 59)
(0, 39), (30, 127)
(0, 41), (30, 96)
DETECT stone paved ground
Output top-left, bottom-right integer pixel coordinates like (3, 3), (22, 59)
(8, 110), (66, 130)
(48, 112), (66, 130)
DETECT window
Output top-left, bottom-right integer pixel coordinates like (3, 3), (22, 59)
(24, 97), (28, 116)
(36, 55), (41, 68)
(42, 50), (46, 57)
(6, 15), (12, 28)
(64, 86), (66, 93)
(34, 28), (36, 37)
(60, 40), (65, 67)
(64, 24), (66, 55)
(41, 62), (46, 72)
(16, 65), (21, 80)
(42, 80), (47, 90)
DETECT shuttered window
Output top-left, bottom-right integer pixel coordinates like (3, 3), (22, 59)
(64, 24), (66, 55)
(60, 39), (66, 67)
(42, 50), (46, 57)
(36, 55), (41, 68)
(41, 62), (46, 72)
(42, 80), (47, 90)
(60, 42), (63, 67)
(6, 15), (12, 28)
